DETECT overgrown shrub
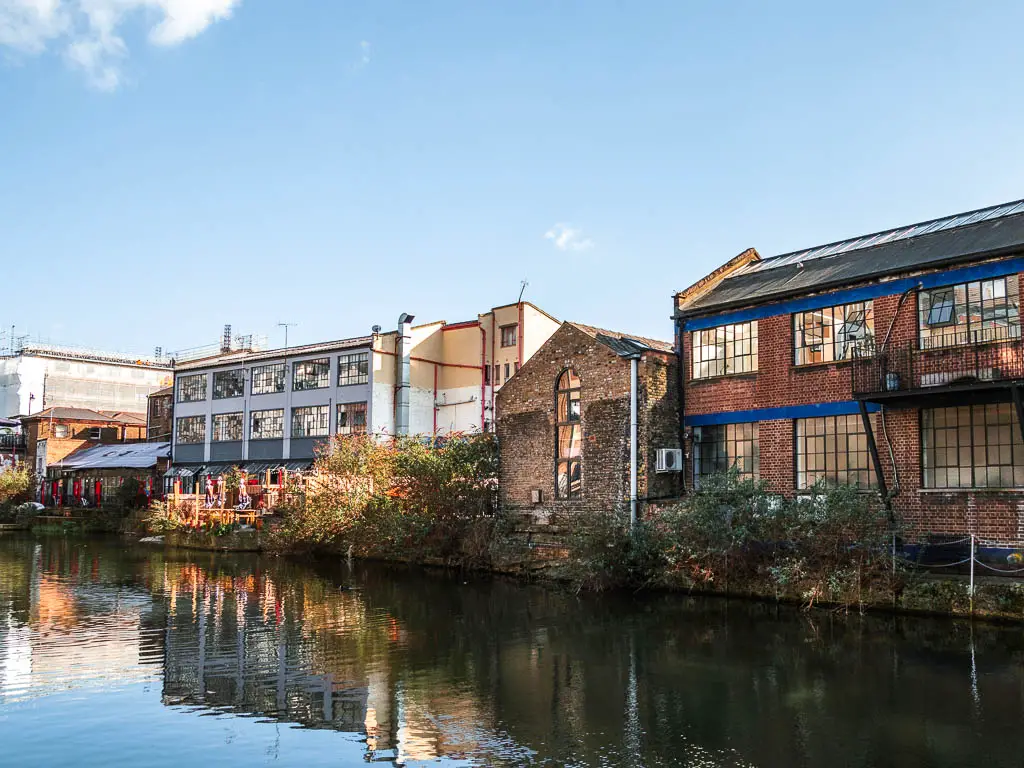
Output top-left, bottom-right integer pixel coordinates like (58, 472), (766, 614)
(272, 432), (503, 566)
(567, 511), (669, 591)
(142, 500), (180, 533)
(568, 471), (896, 608)
(0, 467), (31, 506)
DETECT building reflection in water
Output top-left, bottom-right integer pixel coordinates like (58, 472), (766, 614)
(3, 535), (1024, 767)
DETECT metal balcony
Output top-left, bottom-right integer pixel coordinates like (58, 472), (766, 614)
(0, 434), (26, 452)
(851, 331), (1024, 406)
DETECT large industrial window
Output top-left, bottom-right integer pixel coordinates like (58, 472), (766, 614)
(212, 412), (243, 442)
(250, 409), (284, 440)
(923, 404), (1024, 488)
(691, 322), (758, 379)
(293, 359), (330, 391)
(794, 301), (874, 365)
(291, 405), (330, 438)
(501, 324), (518, 347)
(336, 402), (368, 435)
(213, 369), (244, 399)
(555, 369), (582, 499)
(919, 275), (1020, 349)
(177, 374), (207, 403)
(251, 363), (285, 395)
(176, 415), (206, 444)
(338, 352), (369, 386)
(695, 423), (759, 483)
(795, 414), (873, 488)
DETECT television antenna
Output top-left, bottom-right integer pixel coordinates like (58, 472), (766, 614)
(277, 322), (297, 349)
(517, 279), (529, 304)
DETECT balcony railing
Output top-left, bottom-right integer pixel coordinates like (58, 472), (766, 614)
(0, 434), (26, 452)
(852, 332), (1024, 397)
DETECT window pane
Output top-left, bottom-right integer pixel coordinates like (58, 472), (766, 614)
(794, 414), (873, 489)
(213, 370), (244, 399)
(177, 374), (207, 403)
(251, 364), (285, 395)
(291, 405), (330, 437)
(293, 359), (330, 391)
(922, 404), (1024, 488)
(212, 412), (243, 442)
(336, 402), (368, 435)
(338, 353), (369, 386)
(250, 409), (284, 440)
(692, 322), (758, 379)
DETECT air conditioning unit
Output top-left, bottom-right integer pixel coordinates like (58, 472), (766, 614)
(656, 448), (683, 473)
(531, 489), (543, 504)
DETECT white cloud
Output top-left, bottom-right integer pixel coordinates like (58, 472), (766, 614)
(0, 0), (241, 90)
(544, 222), (594, 252)
(0, 0), (69, 54)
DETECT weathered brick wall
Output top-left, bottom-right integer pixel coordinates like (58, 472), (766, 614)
(640, 354), (682, 501)
(681, 266), (1024, 543)
(497, 323), (680, 517)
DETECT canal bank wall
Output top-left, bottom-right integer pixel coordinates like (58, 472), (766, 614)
(147, 524), (1024, 623)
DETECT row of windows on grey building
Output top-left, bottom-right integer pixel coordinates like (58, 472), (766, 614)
(696, 403), (1024, 490)
(691, 275), (1021, 379)
(176, 402), (367, 444)
(177, 353), (370, 403)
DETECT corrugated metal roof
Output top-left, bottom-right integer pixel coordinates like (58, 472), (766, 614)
(175, 336), (372, 371)
(683, 205), (1024, 315)
(57, 442), (170, 471)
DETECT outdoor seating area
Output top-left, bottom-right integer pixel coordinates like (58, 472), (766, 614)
(164, 463), (311, 525)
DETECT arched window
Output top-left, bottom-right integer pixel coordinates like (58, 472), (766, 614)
(555, 369), (582, 498)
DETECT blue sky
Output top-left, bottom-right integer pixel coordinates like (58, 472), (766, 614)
(3, 1), (1024, 355)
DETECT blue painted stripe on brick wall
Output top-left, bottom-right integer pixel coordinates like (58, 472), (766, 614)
(684, 400), (880, 426)
(682, 255), (1024, 331)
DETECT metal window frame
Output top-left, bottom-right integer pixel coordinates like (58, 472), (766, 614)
(176, 415), (206, 444)
(212, 412), (244, 442)
(554, 368), (582, 499)
(336, 402), (368, 435)
(250, 408), (284, 440)
(337, 352), (369, 386)
(292, 358), (331, 391)
(212, 369), (245, 400)
(177, 373), (207, 403)
(291, 404), (330, 438)
(251, 363), (286, 395)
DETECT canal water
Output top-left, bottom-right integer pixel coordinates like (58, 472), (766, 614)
(0, 535), (1021, 767)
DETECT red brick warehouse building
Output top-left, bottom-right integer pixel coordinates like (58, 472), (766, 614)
(676, 199), (1024, 547)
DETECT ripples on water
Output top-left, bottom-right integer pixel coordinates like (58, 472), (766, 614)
(0, 534), (1022, 767)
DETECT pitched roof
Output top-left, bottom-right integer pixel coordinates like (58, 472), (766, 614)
(679, 199), (1024, 316)
(148, 386), (174, 398)
(56, 442), (170, 471)
(21, 407), (121, 423)
(98, 411), (147, 426)
(567, 322), (674, 356)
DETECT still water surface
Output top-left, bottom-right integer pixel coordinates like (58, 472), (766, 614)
(0, 534), (1022, 767)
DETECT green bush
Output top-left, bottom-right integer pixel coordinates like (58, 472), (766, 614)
(567, 511), (669, 591)
(568, 471), (896, 607)
(272, 432), (503, 567)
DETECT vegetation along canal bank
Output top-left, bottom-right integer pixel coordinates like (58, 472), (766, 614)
(7, 434), (1024, 621)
